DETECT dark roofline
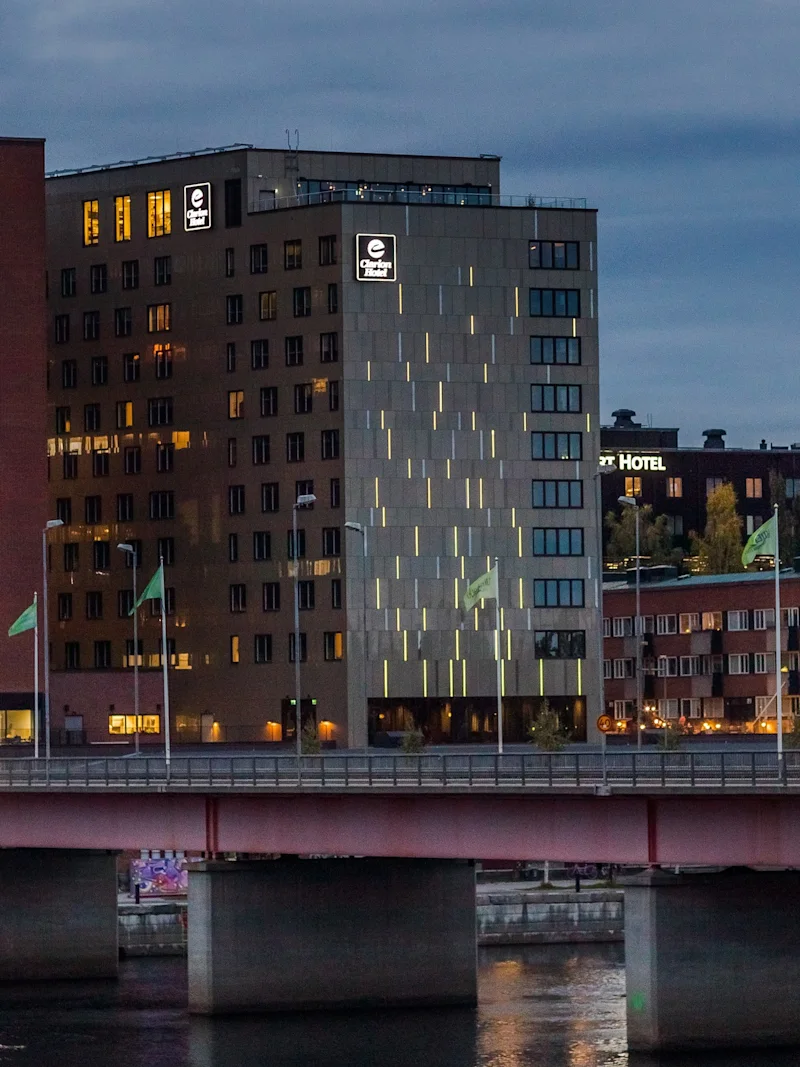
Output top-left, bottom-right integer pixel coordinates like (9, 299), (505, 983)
(0, 136), (46, 145)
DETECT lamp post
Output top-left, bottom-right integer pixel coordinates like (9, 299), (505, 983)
(618, 496), (643, 749)
(344, 522), (368, 749)
(117, 543), (139, 756)
(293, 493), (316, 760)
(42, 518), (64, 761)
(594, 464), (617, 783)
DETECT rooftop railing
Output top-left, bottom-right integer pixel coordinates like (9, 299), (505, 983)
(248, 190), (588, 213)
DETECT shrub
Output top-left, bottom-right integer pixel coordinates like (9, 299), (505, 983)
(528, 702), (570, 752)
(400, 730), (426, 754)
(300, 720), (321, 755)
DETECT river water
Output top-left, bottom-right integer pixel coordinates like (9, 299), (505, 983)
(0, 946), (796, 1067)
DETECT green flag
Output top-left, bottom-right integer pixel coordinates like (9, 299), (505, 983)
(463, 566), (498, 612)
(129, 566), (164, 615)
(742, 514), (777, 566)
(8, 601), (36, 637)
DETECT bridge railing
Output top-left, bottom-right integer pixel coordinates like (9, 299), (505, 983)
(0, 749), (798, 789)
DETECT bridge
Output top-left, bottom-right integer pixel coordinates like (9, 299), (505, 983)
(2, 750), (800, 1051)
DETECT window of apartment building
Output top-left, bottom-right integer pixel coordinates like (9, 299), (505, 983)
(123, 352), (140, 382)
(120, 540), (141, 568)
(158, 537), (175, 566)
(324, 631), (343, 661)
(154, 256), (172, 286)
(528, 240), (579, 270)
(331, 578), (342, 609)
(613, 659), (635, 679)
(54, 314), (70, 344)
(65, 642), (81, 670)
(294, 383), (312, 414)
(745, 514), (764, 535)
(286, 432), (304, 462)
(250, 244), (268, 273)
(664, 515), (684, 537)
(603, 659), (612, 679)
(534, 630), (586, 659)
(225, 248), (235, 278)
(657, 656), (678, 677)
(727, 609), (749, 631)
(293, 287), (311, 317)
(532, 479), (583, 508)
(531, 431), (582, 461)
(91, 355), (108, 386)
(754, 652), (775, 674)
(319, 235), (337, 266)
(666, 477), (683, 498)
(785, 607), (800, 627)
(728, 653), (750, 675)
(56, 498), (72, 525)
(92, 450), (110, 477)
(328, 380), (340, 411)
(62, 360), (77, 389)
(90, 263), (107, 294)
(263, 582), (280, 611)
(260, 386), (278, 416)
(754, 608), (775, 630)
(746, 477), (763, 499)
(679, 612), (700, 633)
(124, 446), (141, 474)
(287, 529), (306, 559)
(530, 332), (582, 365)
(533, 579), (584, 608)
(83, 200), (99, 246)
(228, 390), (244, 419)
(84, 403), (101, 432)
(58, 593), (73, 621)
(251, 339), (268, 370)
(252, 435), (270, 465)
(117, 494), (134, 522)
(602, 617), (612, 638)
(226, 342), (236, 373)
(254, 634), (273, 664)
(295, 480), (314, 507)
(327, 283), (338, 314)
(285, 336), (303, 366)
(149, 490), (175, 520)
(330, 478), (341, 508)
(147, 303), (171, 332)
(147, 190), (171, 237)
(702, 611), (723, 631)
(532, 528), (583, 556)
(229, 584), (246, 613)
(116, 400), (133, 429)
(156, 442), (174, 473)
(289, 633), (307, 663)
(298, 580), (315, 610)
(529, 289), (580, 317)
(224, 179), (242, 228)
(83, 311), (100, 341)
(228, 533), (239, 562)
(531, 384), (581, 413)
(63, 453), (78, 479)
(656, 614), (677, 635)
(61, 267), (77, 298)
(154, 343), (173, 380)
(321, 429), (340, 460)
(84, 495), (102, 524)
(253, 531), (271, 561)
(787, 479), (799, 500)
(706, 477), (724, 496)
(284, 239), (302, 269)
(86, 591), (103, 620)
(64, 543), (80, 571)
(122, 260), (139, 290)
(228, 485), (245, 515)
(114, 195), (131, 242)
(261, 482), (279, 512)
(320, 332), (338, 363)
(114, 306), (132, 338)
(148, 397), (173, 426)
(679, 655), (701, 677)
(624, 477), (642, 497)
(230, 635), (240, 664)
(259, 291), (277, 321)
(226, 294), (244, 325)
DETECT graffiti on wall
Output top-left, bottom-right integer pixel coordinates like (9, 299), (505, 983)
(130, 855), (200, 896)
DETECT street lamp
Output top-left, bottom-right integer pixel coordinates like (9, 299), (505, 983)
(293, 493), (316, 759)
(618, 496), (643, 749)
(594, 463), (617, 783)
(42, 518), (64, 760)
(117, 543), (140, 756)
(344, 522), (368, 748)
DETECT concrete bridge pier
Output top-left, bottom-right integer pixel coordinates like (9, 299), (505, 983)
(187, 857), (477, 1014)
(624, 867), (800, 1051)
(0, 848), (118, 980)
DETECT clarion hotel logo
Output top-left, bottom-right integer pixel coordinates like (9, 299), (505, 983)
(355, 233), (397, 282)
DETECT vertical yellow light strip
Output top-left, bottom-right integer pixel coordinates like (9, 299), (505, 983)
(465, 479), (470, 508)
(454, 578), (459, 609)
(438, 382), (443, 412)
(469, 266), (474, 286)
(455, 629), (460, 660)
(426, 478), (432, 508)
(585, 414), (591, 433)
(384, 660), (389, 698)
(407, 457), (412, 479)
(374, 477), (379, 508)
(423, 660), (428, 697)
(425, 332), (430, 363)
(511, 507), (516, 528)
(462, 660), (467, 696)
(422, 607), (427, 631)
(518, 526), (523, 557)
(382, 506), (386, 527)
(577, 659), (583, 695)
(415, 526), (420, 556)
(491, 429), (496, 458)
(453, 526), (459, 556)
(403, 630), (408, 661)
(449, 660), (454, 697)
(501, 660), (506, 697)
(380, 410), (385, 430)
(507, 629), (512, 660)
(395, 555), (400, 579)
(483, 363), (488, 383)
(479, 479), (484, 508)
(398, 284), (403, 314)
(367, 360), (371, 382)
(515, 287), (520, 317)
(470, 315), (475, 335)
(539, 659), (544, 696)
(396, 607), (401, 632)
(518, 577), (524, 608)
(433, 411), (437, 430)
(446, 458), (451, 478)
(375, 577), (381, 610)
(474, 607), (479, 631)
(572, 317), (577, 338)
(406, 361), (410, 382)
(387, 427), (392, 459)
(471, 412), (476, 431)
(523, 412), (528, 431)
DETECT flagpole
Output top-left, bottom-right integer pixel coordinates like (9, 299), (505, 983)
(33, 592), (39, 761)
(159, 558), (171, 773)
(494, 557), (503, 755)
(774, 504), (783, 764)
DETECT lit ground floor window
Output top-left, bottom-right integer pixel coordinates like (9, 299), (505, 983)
(0, 709), (32, 743)
(108, 714), (161, 735)
(368, 696), (586, 744)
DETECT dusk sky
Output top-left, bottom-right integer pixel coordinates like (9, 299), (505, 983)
(3, 0), (798, 448)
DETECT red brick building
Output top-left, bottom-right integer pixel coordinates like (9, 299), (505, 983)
(0, 138), (48, 741)
(603, 569), (800, 735)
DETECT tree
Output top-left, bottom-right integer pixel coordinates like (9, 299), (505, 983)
(604, 504), (679, 566)
(528, 701), (570, 751)
(690, 482), (744, 574)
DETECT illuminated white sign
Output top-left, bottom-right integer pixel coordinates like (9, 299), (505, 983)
(184, 183), (211, 231)
(600, 452), (667, 471)
(355, 233), (396, 281)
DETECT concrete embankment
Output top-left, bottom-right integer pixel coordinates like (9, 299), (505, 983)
(119, 900), (187, 956)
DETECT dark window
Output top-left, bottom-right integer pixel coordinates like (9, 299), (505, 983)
(319, 235), (337, 265)
(228, 485), (245, 515)
(293, 287), (311, 317)
(529, 289), (580, 317)
(534, 630), (586, 658)
(150, 588), (175, 617)
(261, 482), (279, 512)
(531, 432), (582, 460)
(320, 332), (338, 362)
(92, 450), (110, 477)
(83, 310), (100, 341)
(122, 260), (139, 290)
(124, 639), (143, 665)
(115, 307), (132, 337)
(228, 532), (239, 562)
(63, 453), (78, 479)
(263, 582), (280, 611)
(322, 527), (341, 557)
(289, 633), (307, 663)
(532, 480), (583, 509)
(62, 360), (77, 389)
(157, 537), (175, 565)
(93, 540), (110, 571)
(253, 531), (271, 561)
(298, 580), (315, 610)
(532, 528), (584, 556)
(84, 403), (101, 432)
(91, 356), (108, 386)
(251, 339), (269, 370)
(156, 442), (174, 472)
(117, 494), (134, 522)
(250, 244), (268, 273)
(226, 342), (236, 373)
(260, 386), (278, 416)
(227, 438), (237, 468)
(330, 478), (341, 508)
(124, 446), (141, 474)
(229, 583), (247, 612)
(328, 380), (340, 411)
(295, 479), (314, 506)
(259, 291), (277, 321)
(321, 429), (340, 460)
(61, 268), (76, 297)
(123, 352), (140, 382)
(252, 435), (270, 465)
(64, 543), (79, 571)
(121, 539), (141, 568)
(148, 397), (173, 426)
(286, 432), (304, 462)
(118, 590), (134, 618)
(285, 336), (303, 366)
(254, 634), (272, 663)
(287, 529), (306, 559)
(324, 632), (343, 661)
(331, 578), (342, 609)
(294, 383), (312, 414)
(54, 314), (70, 344)
(149, 490), (175, 519)
(224, 179), (242, 228)
(529, 241), (579, 270)
(65, 642), (81, 670)
(327, 283), (338, 314)
(226, 294), (244, 325)
(154, 255), (172, 286)
(284, 239), (302, 269)
(58, 593), (73, 621)
(533, 579), (585, 608)
(85, 495), (102, 524)
(225, 248), (235, 278)
(154, 343), (173, 379)
(90, 264), (107, 294)
(56, 497), (72, 525)
(531, 384), (582, 413)
(530, 336), (581, 365)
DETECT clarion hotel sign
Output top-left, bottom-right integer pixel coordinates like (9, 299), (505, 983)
(600, 452), (668, 471)
(355, 233), (397, 281)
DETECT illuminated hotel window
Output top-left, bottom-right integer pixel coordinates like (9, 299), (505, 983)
(108, 714), (161, 735)
(54, 314), (70, 344)
(83, 200), (99, 246)
(90, 263), (107, 294)
(92, 356), (108, 386)
(255, 634), (273, 663)
(154, 256), (172, 286)
(230, 635), (240, 664)
(259, 291), (277, 321)
(55, 406), (71, 434)
(746, 477), (763, 499)
(154, 343), (173, 379)
(228, 390), (244, 419)
(666, 477), (682, 498)
(116, 400), (134, 429)
(324, 631), (344, 661)
(115, 195), (131, 242)
(123, 352), (140, 382)
(61, 268), (77, 298)
(122, 260), (139, 290)
(226, 294), (244, 325)
(250, 244), (268, 274)
(147, 190), (171, 238)
(147, 303), (171, 333)
(624, 476), (642, 497)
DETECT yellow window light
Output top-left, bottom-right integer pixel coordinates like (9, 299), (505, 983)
(406, 361), (411, 382)
(387, 427), (392, 459)
(491, 429), (496, 458)
(501, 660), (506, 697)
(433, 411), (437, 430)
(586, 413), (591, 433)
(500, 608), (505, 630)
(407, 457), (412, 479)
(446, 458), (451, 478)
(367, 360), (371, 382)
(380, 410), (385, 430)
(483, 363), (488, 383)
(472, 411), (476, 431)
(382, 506), (386, 527)
(523, 412), (528, 431)
(461, 556), (466, 579)
(396, 607), (401, 632)
(511, 507), (516, 528)
(507, 629), (512, 660)
(427, 478), (432, 508)
(479, 478), (484, 508)
(474, 607), (479, 631)
(572, 317), (577, 338)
